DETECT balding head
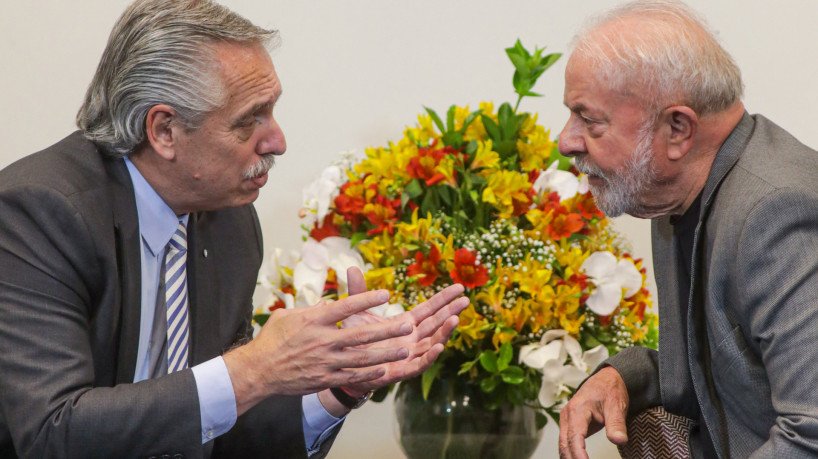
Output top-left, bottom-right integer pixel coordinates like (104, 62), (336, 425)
(571, 0), (743, 118)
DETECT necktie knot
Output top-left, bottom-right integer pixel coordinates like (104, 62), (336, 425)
(168, 223), (187, 253)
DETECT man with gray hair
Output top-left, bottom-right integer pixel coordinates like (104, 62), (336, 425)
(556, 1), (818, 458)
(0, 0), (468, 457)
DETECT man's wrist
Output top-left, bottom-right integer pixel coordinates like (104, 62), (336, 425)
(330, 386), (372, 409)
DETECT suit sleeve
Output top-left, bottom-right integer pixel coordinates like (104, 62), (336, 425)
(0, 184), (202, 458)
(591, 346), (662, 418)
(736, 188), (818, 457)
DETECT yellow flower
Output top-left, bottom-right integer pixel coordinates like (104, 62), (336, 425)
(482, 170), (532, 219)
(475, 281), (506, 313)
(470, 140), (501, 171)
(364, 267), (396, 291)
(451, 304), (488, 350)
(517, 123), (556, 172)
(514, 258), (553, 296)
(434, 154), (459, 187)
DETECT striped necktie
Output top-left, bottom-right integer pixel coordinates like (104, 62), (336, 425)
(165, 222), (190, 373)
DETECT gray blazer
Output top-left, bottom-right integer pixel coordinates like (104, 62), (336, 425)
(0, 132), (329, 458)
(607, 113), (818, 458)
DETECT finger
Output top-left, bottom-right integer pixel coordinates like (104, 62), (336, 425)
(347, 267), (367, 296)
(382, 342), (446, 385)
(332, 346), (410, 370)
(334, 317), (413, 348)
(414, 296), (469, 339)
(566, 408), (592, 459)
(320, 289), (391, 324)
(603, 394), (629, 445)
(407, 283), (465, 324)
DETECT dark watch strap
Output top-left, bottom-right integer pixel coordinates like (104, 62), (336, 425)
(330, 386), (371, 409)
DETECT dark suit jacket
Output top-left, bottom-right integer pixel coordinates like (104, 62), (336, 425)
(0, 132), (321, 458)
(606, 114), (818, 458)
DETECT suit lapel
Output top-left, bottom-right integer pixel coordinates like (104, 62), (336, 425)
(105, 156), (143, 384)
(187, 212), (222, 364)
(684, 112), (755, 458)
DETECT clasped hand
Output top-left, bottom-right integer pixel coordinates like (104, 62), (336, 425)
(226, 267), (468, 414)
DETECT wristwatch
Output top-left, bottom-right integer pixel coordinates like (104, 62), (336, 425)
(330, 386), (372, 409)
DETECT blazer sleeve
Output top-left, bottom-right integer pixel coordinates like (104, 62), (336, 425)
(735, 188), (818, 457)
(0, 184), (203, 458)
(592, 346), (662, 419)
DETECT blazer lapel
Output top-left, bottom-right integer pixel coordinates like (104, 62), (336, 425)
(684, 112), (755, 458)
(104, 156), (143, 384)
(186, 212), (222, 364)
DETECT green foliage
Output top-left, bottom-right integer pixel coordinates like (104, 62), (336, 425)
(505, 39), (561, 111)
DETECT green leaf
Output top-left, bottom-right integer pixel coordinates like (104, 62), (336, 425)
(421, 360), (442, 400)
(420, 186), (441, 216)
(536, 412), (549, 430)
(370, 384), (393, 403)
(442, 131), (464, 148)
(446, 105), (456, 133)
(349, 232), (369, 248)
(252, 313), (269, 327)
(498, 342), (513, 371)
(458, 358), (478, 375)
(404, 178), (424, 199)
(481, 115), (501, 141)
(500, 366), (525, 384)
(459, 109), (483, 134)
(424, 106), (446, 134)
(479, 350), (498, 373)
(480, 375), (498, 393)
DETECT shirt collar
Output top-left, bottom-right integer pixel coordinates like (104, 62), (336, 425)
(124, 157), (189, 256)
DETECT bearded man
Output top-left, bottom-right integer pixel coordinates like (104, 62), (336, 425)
(556, 1), (818, 458)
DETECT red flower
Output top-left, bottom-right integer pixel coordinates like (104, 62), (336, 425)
(449, 248), (489, 289)
(407, 245), (442, 286)
(575, 193), (604, 220)
(309, 213), (341, 241)
(545, 212), (584, 240)
(363, 193), (401, 236)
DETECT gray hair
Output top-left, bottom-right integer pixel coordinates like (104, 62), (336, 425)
(571, 0), (743, 116)
(76, 0), (279, 157)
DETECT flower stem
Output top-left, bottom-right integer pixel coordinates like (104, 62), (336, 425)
(439, 379), (455, 459)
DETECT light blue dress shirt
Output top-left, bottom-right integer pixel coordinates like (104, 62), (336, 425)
(125, 158), (343, 452)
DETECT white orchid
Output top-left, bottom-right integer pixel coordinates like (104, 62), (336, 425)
(532, 161), (581, 201)
(300, 151), (358, 227)
(292, 237), (367, 306)
(580, 251), (642, 316)
(519, 330), (609, 408)
(253, 247), (299, 310)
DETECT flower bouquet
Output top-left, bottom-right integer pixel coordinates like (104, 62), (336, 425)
(253, 41), (657, 443)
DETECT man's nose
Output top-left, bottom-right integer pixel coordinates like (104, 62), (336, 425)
(557, 117), (585, 158)
(257, 118), (287, 156)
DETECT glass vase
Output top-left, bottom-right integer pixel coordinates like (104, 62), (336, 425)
(393, 377), (544, 459)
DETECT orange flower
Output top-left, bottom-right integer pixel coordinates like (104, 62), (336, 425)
(573, 193), (604, 220)
(407, 145), (460, 186)
(546, 212), (584, 240)
(309, 213), (341, 241)
(363, 193), (401, 236)
(407, 245), (442, 286)
(449, 248), (489, 288)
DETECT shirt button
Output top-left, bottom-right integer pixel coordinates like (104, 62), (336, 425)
(206, 430), (215, 439)
(203, 249), (209, 258)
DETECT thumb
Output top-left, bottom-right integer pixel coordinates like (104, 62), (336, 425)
(603, 396), (629, 445)
(347, 267), (367, 296)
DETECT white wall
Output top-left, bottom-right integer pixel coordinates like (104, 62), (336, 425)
(2, 1), (816, 457)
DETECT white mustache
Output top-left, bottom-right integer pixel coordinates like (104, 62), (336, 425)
(244, 155), (276, 179)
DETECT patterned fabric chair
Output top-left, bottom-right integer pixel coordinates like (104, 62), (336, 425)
(617, 406), (695, 458)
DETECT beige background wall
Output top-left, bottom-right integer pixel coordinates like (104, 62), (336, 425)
(2, 1), (816, 457)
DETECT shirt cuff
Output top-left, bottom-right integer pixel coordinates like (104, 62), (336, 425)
(191, 356), (237, 444)
(302, 392), (346, 455)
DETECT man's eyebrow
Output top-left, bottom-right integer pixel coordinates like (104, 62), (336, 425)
(231, 98), (277, 128)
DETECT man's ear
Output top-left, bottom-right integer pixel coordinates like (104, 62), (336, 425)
(662, 106), (697, 161)
(145, 104), (180, 161)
